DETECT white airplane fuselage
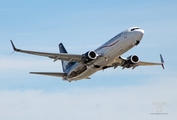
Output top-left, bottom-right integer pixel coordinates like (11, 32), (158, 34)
(65, 28), (144, 81)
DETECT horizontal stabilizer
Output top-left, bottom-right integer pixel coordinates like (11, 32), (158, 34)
(30, 72), (66, 77)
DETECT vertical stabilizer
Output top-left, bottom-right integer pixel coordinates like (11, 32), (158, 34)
(58, 43), (75, 72)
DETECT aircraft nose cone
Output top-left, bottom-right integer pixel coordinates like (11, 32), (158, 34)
(137, 29), (144, 39)
(140, 29), (144, 34)
(138, 29), (144, 35)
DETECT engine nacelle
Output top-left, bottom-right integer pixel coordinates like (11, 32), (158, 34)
(127, 55), (139, 64)
(121, 55), (139, 68)
(81, 50), (98, 63)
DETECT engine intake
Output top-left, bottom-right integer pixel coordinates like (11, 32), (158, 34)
(82, 50), (98, 63)
(127, 55), (139, 64)
(88, 51), (97, 59)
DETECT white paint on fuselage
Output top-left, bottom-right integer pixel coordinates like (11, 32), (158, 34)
(67, 27), (144, 81)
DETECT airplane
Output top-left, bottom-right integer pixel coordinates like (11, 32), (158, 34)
(10, 27), (164, 82)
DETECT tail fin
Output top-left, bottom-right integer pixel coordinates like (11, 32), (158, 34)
(59, 43), (75, 72)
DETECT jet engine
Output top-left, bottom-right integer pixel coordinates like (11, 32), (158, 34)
(121, 55), (139, 68)
(127, 55), (139, 64)
(81, 50), (98, 64)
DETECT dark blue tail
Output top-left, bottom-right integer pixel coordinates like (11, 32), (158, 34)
(58, 43), (75, 72)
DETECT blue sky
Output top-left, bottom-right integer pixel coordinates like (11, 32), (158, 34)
(0, 0), (177, 120)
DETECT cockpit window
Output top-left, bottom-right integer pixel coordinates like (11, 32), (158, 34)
(131, 27), (140, 31)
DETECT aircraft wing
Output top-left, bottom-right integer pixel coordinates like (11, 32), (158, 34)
(10, 40), (82, 62)
(112, 54), (164, 69)
(137, 54), (164, 68)
(30, 72), (66, 77)
(135, 61), (164, 69)
(138, 61), (162, 66)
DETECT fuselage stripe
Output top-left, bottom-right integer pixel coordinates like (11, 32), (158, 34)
(99, 40), (120, 49)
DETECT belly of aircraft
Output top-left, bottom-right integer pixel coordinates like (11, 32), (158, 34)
(67, 65), (98, 81)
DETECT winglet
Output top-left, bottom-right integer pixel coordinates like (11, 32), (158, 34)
(160, 54), (165, 69)
(10, 40), (19, 51)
